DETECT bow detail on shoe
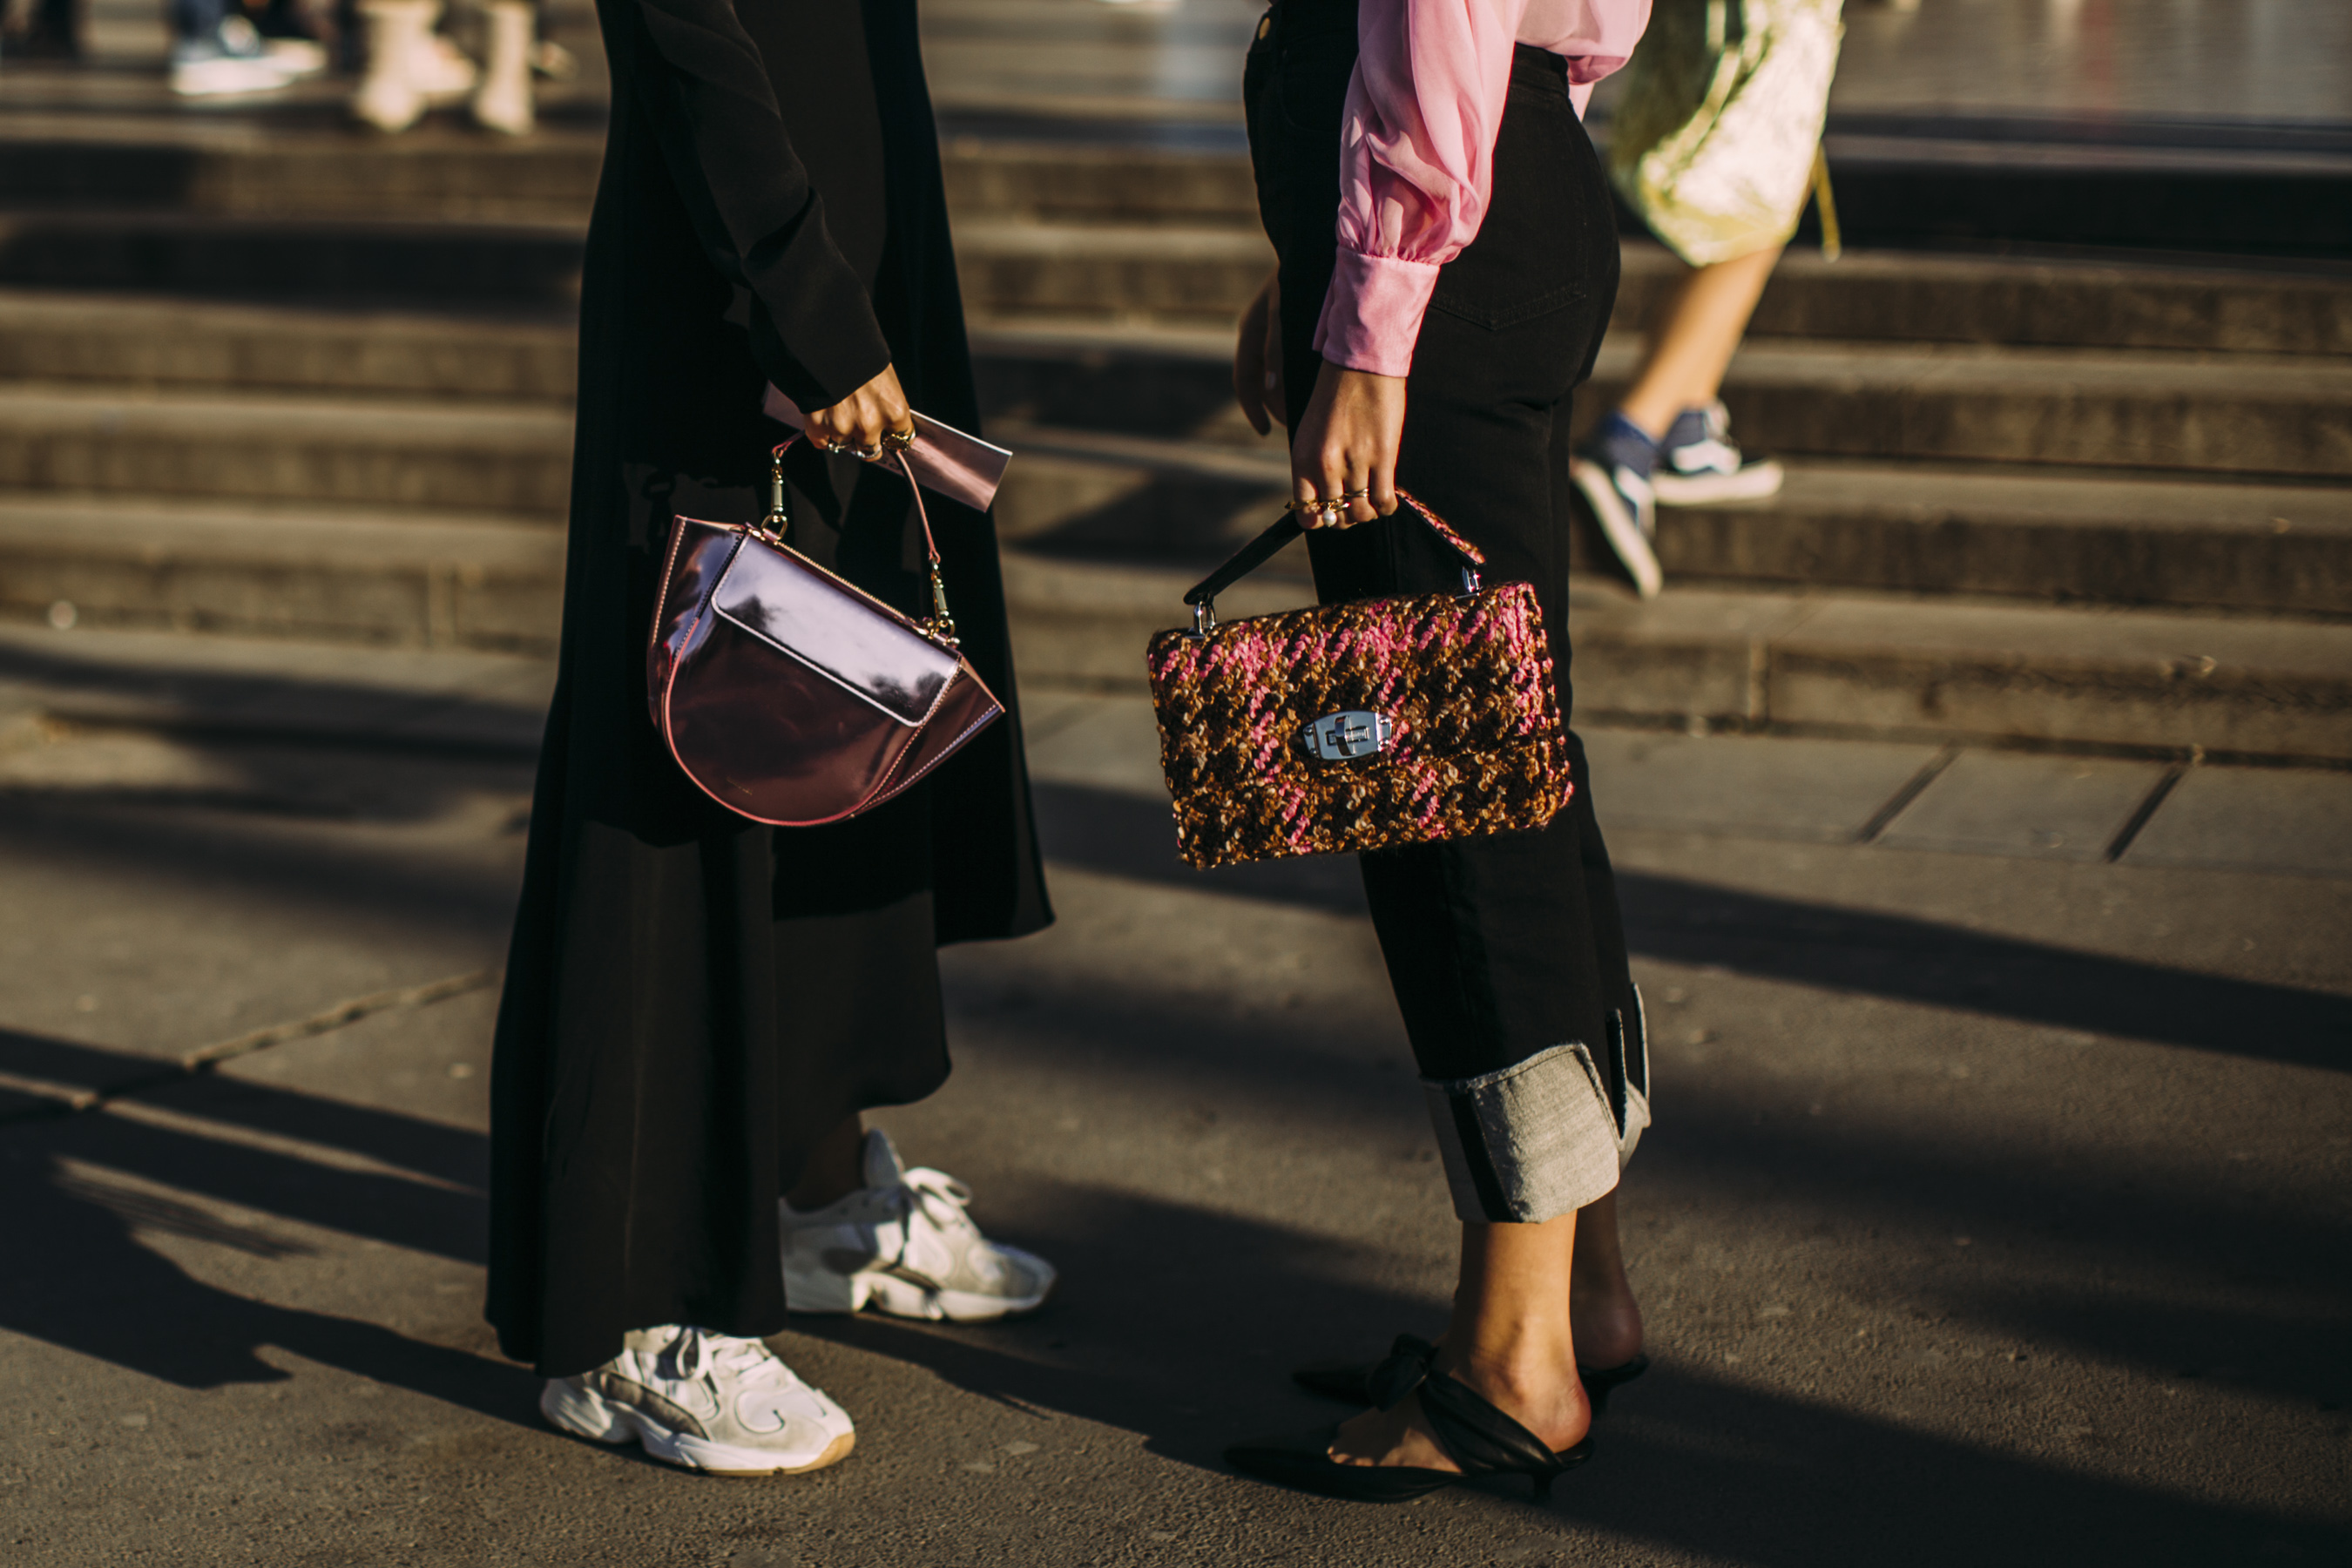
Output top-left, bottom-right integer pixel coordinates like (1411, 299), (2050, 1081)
(1365, 1334), (1438, 1411)
(1412, 1366), (1573, 1481)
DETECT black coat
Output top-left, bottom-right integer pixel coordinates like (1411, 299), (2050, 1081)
(487, 0), (1050, 1376)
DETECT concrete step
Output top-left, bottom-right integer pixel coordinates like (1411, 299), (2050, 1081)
(3, 120), (2339, 360)
(989, 419), (1290, 565)
(999, 551), (2352, 765)
(0, 496), (562, 651)
(1673, 341), (2352, 480)
(941, 141), (1261, 232)
(1806, 114), (2352, 258)
(0, 385), (572, 511)
(1649, 463), (2352, 619)
(954, 219), (1274, 328)
(8, 488), (2343, 760)
(985, 424), (2352, 618)
(0, 212), (585, 303)
(0, 125), (604, 224)
(0, 290), (577, 401)
(943, 152), (2352, 355)
(3, 316), (2339, 616)
(970, 321), (2352, 479)
(1615, 244), (2352, 359)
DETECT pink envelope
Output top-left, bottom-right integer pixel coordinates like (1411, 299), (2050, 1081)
(761, 384), (1012, 512)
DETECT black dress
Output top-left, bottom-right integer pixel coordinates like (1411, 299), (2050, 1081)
(487, 0), (1051, 1378)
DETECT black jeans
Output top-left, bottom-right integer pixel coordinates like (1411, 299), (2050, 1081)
(1247, 0), (1648, 1223)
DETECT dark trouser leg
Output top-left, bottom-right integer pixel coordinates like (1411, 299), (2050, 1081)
(1251, 29), (1648, 1226)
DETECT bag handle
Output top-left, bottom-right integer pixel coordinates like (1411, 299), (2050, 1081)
(758, 436), (960, 647)
(1179, 490), (1484, 635)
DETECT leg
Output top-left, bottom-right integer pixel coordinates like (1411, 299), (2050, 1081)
(1573, 243), (1786, 593)
(1571, 1189), (1644, 1367)
(1617, 244), (1782, 437)
(1332, 1215), (1592, 1470)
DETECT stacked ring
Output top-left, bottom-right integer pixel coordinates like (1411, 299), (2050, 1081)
(1288, 489), (1372, 527)
(813, 428), (918, 460)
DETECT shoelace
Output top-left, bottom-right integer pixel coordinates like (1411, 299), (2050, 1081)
(669, 1328), (790, 1394)
(889, 1168), (980, 1247)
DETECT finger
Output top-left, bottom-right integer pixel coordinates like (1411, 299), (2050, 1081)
(1318, 447), (1364, 529)
(1368, 452), (1400, 517)
(854, 395), (890, 451)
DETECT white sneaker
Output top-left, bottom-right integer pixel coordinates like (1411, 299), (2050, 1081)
(781, 1130), (1057, 1322)
(470, 0), (535, 136)
(539, 1326), (855, 1477)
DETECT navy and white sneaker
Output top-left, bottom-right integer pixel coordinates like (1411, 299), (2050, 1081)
(170, 17), (300, 96)
(1652, 401), (1784, 505)
(1571, 412), (1664, 599)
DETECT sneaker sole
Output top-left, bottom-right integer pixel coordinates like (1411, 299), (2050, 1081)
(1569, 458), (1663, 598)
(1652, 460), (1785, 506)
(540, 1380), (855, 1477)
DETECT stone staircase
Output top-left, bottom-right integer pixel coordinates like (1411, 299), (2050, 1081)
(0, 111), (2344, 761)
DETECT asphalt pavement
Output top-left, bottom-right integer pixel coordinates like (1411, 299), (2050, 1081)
(0, 627), (2346, 1567)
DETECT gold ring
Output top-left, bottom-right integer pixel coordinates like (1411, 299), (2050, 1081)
(881, 426), (918, 451)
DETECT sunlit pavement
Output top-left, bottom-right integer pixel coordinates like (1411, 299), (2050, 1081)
(0, 0), (2347, 1562)
(0, 628), (2344, 1566)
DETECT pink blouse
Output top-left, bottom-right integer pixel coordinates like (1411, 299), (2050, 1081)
(1315, 0), (1652, 378)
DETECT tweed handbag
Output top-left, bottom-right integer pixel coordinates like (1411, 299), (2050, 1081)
(1145, 494), (1571, 869)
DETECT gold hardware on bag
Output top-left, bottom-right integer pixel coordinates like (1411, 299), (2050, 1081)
(754, 445), (792, 543)
(927, 563), (960, 648)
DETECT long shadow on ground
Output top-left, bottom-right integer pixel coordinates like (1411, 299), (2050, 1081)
(1034, 781), (2352, 1071)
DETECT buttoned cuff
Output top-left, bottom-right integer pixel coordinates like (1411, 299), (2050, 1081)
(1311, 250), (1440, 380)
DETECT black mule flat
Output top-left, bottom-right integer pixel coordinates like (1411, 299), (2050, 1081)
(1228, 1351), (1593, 1504)
(1294, 1333), (1650, 1414)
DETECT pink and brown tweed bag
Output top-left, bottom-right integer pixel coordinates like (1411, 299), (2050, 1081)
(1145, 494), (1571, 869)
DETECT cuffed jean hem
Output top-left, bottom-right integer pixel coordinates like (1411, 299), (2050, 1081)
(1423, 1043), (1622, 1224)
(1422, 986), (1653, 1224)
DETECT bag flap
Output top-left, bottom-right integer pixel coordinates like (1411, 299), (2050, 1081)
(712, 537), (958, 727)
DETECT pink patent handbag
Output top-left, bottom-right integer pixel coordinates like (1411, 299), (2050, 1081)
(647, 437), (1004, 827)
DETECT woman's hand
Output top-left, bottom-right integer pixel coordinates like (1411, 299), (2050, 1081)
(1233, 269), (1285, 435)
(804, 363), (913, 457)
(1291, 360), (1404, 527)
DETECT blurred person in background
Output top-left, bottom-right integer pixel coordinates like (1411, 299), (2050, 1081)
(1, 0), (82, 58)
(349, 0), (531, 131)
(487, 0), (1056, 1483)
(1572, 0), (1843, 597)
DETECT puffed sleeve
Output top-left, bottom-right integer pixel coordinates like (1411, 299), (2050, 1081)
(620, 0), (893, 414)
(1313, 0), (1530, 380)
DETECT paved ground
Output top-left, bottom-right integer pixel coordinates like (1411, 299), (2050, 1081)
(0, 625), (2345, 1566)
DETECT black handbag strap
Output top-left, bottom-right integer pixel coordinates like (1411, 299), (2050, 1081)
(1181, 490), (1485, 611)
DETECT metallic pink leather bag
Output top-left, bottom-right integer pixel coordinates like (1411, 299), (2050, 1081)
(648, 438), (1003, 827)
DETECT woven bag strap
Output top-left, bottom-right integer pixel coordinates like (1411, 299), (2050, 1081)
(1180, 489), (1484, 609)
